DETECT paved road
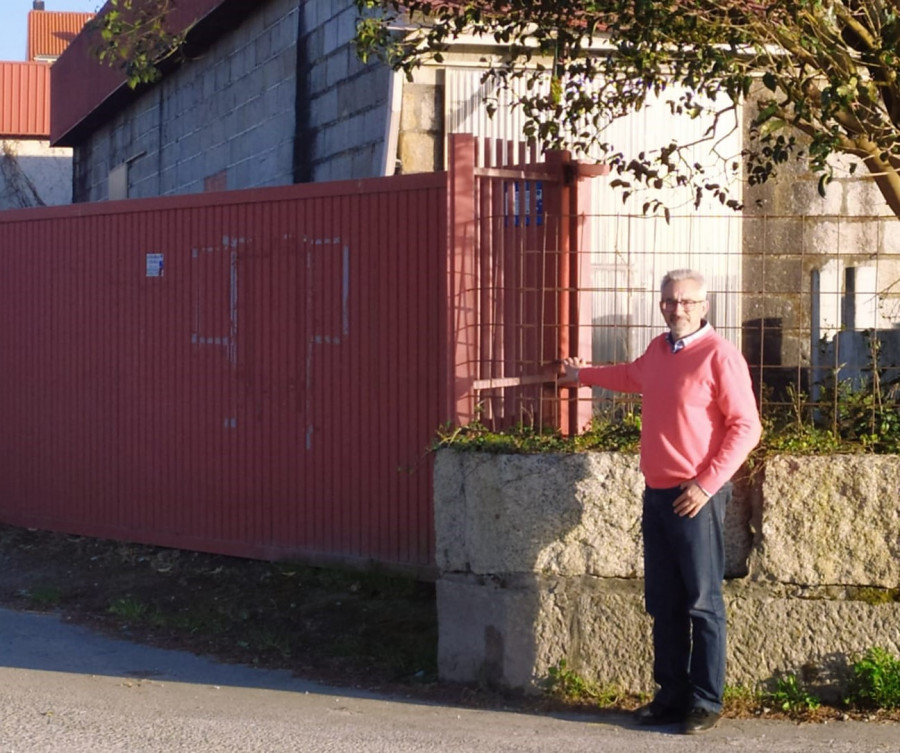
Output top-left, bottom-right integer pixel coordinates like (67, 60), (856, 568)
(0, 608), (898, 752)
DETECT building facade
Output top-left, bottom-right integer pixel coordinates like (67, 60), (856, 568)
(50, 0), (900, 398)
(54, 0), (391, 201)
(0, 4), (93, 209)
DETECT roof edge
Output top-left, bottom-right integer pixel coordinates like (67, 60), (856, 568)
(51, 0), (258, 146)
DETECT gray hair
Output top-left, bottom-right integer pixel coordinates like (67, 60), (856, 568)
(660, 269), (707, 298)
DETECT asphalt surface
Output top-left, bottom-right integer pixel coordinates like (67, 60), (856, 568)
(0, 607), (898, 752)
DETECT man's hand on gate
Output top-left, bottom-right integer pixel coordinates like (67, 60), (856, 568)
(557, 357), (585, 386)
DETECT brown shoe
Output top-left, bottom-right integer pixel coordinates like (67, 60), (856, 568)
(681, 706), (721, 734)
(633, 701), (685, 726)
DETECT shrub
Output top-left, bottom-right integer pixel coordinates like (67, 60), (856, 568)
(849, 647), (900, 710)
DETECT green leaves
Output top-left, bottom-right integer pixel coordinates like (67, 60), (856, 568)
(356, 0), (900, 216)
(88, 0), (188, 89)
(766, 673), (821, 713)
(850, 647), (900, 710)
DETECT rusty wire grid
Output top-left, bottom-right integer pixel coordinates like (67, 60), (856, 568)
(463, 208), (900, 438)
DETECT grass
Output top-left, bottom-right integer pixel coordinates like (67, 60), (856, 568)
(1, 524), (899, 721)
(0, 525), (438, 692)
(543, 661), (900, 722)
(23, 583), (63, 606)
(766, 673), (822, 713)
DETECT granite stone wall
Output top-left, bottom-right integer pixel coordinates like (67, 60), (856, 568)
(434, 449), (900, 700)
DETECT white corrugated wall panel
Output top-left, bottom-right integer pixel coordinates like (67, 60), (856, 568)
(444, 68), (744, 361)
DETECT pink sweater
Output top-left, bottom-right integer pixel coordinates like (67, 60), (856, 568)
(578, 327), (762, 494)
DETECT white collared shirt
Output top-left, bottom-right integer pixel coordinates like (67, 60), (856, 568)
(666, 320), (712, 353)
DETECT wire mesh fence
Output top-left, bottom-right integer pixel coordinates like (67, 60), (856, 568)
(465, 208), (900, 445)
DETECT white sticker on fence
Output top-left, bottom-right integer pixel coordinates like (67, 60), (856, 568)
(146, 253), (164, 277)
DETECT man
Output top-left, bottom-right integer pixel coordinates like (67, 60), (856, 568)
(560, 269), (761, 734)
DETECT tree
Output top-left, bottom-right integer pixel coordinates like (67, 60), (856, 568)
(355, 0), (900, 217)
(88, 0), (189, 89)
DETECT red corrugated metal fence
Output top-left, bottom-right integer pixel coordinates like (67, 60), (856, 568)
(0, 135), (576, 572)
(0, 174), (451, 571)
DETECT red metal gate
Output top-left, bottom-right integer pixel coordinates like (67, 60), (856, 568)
(448, 134), (600, 435)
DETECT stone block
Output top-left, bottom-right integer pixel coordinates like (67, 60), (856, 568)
(254, 27), (274, 65)
(882, 221), (900, 255)
(808, 217), (880, 259)
(434, 450), (755, 579)
(400, 84), (441, 132)
(363, 106), (388, 144)
(203, 143), (228, 176)
(304, 28), (325, 64)
(397, 132), (441, 174)
(435, 450), (900, 698)
(323, 15), (343, 56)
(434, 451), (639, 577)
(727, 582), (900, 702)
(302, 0), (321, 30)
(437, 573), (652, 693)
(322, 120), (354, 160)
(351, 145), (379, 178)
(229, 50), (248, 82)
(750, 455), (900, 587)
(310, 89), (338, 129)
(744, 216), (805, 259)
(437, 572), (900, 698)
(436, 574), (545, 688)
(742, 253), (807, 295)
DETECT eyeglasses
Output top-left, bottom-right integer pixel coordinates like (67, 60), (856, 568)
(661, 298), (705, 311)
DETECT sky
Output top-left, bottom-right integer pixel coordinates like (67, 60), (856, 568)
(1, 0), (102, 62)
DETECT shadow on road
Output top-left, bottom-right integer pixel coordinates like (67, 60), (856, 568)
(0, 606), (377, 698)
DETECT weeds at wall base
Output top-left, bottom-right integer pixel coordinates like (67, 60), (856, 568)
(542, 657), (900, 720)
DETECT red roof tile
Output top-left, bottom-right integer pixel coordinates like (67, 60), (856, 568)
(27, 10), (94, 62)
(0, 62), (50, 137)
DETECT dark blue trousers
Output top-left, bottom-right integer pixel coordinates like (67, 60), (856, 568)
(641, 483), (730, 713)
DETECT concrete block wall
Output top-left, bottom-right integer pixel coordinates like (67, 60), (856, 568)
(739, 85), (900, 384)
(434, 449), (900, 700)
(74, 0), (300, 202)
(299, 0), (391, 182)
(72, 0), (393, 201)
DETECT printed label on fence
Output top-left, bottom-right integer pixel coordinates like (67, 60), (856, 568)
(146, 253), (165, 277)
